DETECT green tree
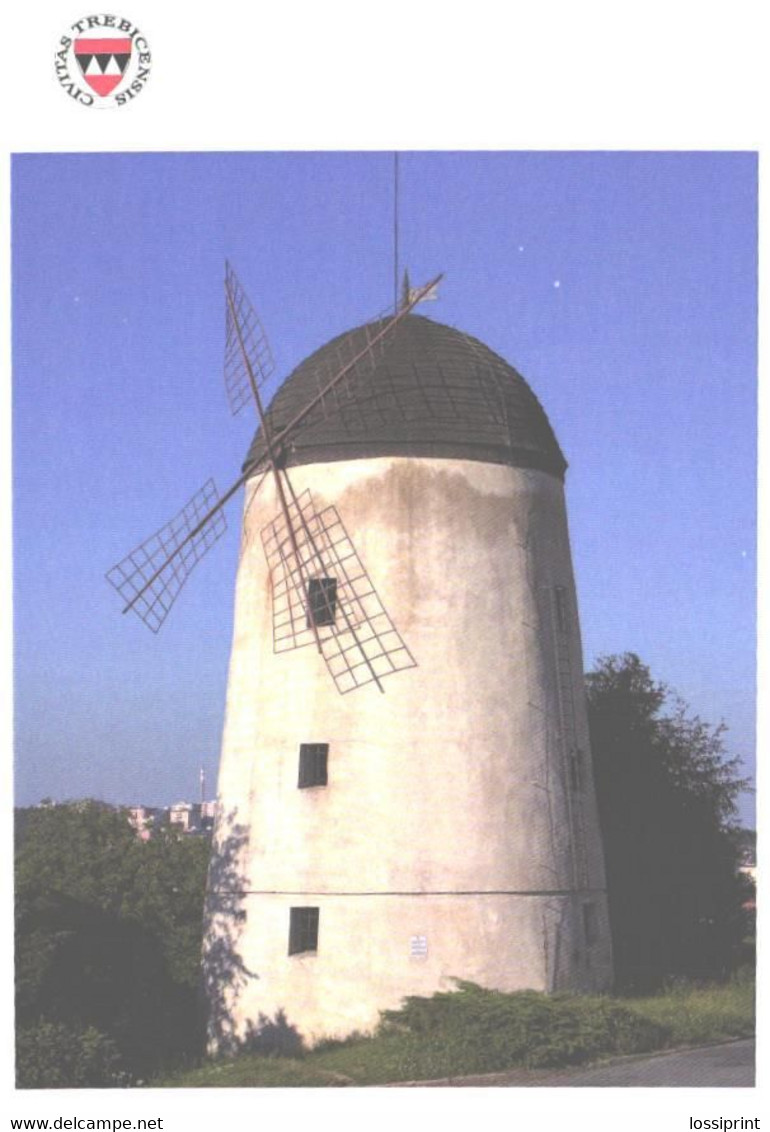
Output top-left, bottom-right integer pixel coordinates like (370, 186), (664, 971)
(128, 827), (211, 987)
(586, 653), (750, 991)
(15, 800), (210, 1085)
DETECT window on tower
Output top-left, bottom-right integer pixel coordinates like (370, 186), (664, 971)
(288, 906), (319, 956)
(306, 577), (338, 628)
(298, 743), (329, 788)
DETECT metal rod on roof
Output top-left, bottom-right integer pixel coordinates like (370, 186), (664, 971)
(394, 152), (399, 314)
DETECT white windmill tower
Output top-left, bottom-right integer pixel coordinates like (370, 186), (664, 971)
(108, 263), (613, 1053)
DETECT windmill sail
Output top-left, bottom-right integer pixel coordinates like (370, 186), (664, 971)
(107, 262), (441, 680)
(224, 261), (276, 416)
(106, 479), (227, 632)
(260, 488), (417, 693)
(256, 274), (444, 458)
(225, 271), (440, 692)
(285, 308), (406, 433)
(238, 468), (271, 560)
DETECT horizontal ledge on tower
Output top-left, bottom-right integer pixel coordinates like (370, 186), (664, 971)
(207, 888), (609, 898)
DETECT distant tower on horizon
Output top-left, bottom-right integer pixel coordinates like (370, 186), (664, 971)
(203, 299), (614, 1051)
(199, 765), (206, 806)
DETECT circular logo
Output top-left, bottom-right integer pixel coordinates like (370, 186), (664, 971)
(54, 15), (152, 108)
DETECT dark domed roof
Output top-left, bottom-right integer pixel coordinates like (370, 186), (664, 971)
(245, 314), (567, 479)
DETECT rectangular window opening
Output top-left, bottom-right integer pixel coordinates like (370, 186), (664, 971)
(306, 577), (338, 628)
(298, 743), (329, 789)
(288, 906), (319, 956)
(583, 902), (598, 947)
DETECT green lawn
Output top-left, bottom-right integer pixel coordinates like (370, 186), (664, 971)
(624, 974), (755, 1048)
(155, 975), (754, 1087)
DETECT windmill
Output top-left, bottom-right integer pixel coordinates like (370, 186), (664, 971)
(108, 258), (613, 1052)
(107, 263), (442, 693)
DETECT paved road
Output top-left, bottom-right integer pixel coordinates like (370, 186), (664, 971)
(412, 1039), (755, 1088)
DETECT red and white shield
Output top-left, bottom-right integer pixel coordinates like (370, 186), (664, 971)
(73, 37), (132, 97)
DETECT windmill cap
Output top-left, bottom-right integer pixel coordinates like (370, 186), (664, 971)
(244, 314), (567, 479)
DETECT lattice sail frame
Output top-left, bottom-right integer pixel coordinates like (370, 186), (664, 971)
(108, 267), (441, 663)
(261, 314), (516, 453)
(106, 479), (227, 633)
(260, 489), (417, 693)
(224, 261), (276, 416)
(290, 306), (405, 431)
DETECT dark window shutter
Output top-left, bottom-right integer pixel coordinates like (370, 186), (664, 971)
(298, 743), (329, 788)
(289, 907), (320, 955)
(306, 577), (338, 628)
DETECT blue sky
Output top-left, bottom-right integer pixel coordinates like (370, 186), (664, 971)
(12, 151), (757, 823)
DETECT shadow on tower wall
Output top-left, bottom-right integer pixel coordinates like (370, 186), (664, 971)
(201, 809), (302, 1058)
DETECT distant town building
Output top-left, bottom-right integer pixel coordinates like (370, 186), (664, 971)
(169, 802), (202, 833)
(126, 799), (215, 839)
(127, 805), (161, 841)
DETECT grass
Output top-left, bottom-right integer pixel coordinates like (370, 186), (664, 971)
(623, 971), (755, 1048)
(154, 973), (754, 1087)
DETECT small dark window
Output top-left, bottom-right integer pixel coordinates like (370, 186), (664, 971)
(554, 585), (569, 633)
(306, 577), (338, 628)
(583, 902), (598, 947)
(288, 906), (319, 955)
(298, 743), (329, 788)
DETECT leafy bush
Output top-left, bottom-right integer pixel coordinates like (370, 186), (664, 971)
(155, 976), (755, 1087)
(17, 1022), (126, 1089)
(378, 982), (668, 1072)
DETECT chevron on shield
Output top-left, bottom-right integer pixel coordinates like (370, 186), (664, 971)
(74, 37), (132, 97)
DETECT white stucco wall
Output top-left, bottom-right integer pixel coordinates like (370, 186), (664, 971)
(204, 455), (613, 1049)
